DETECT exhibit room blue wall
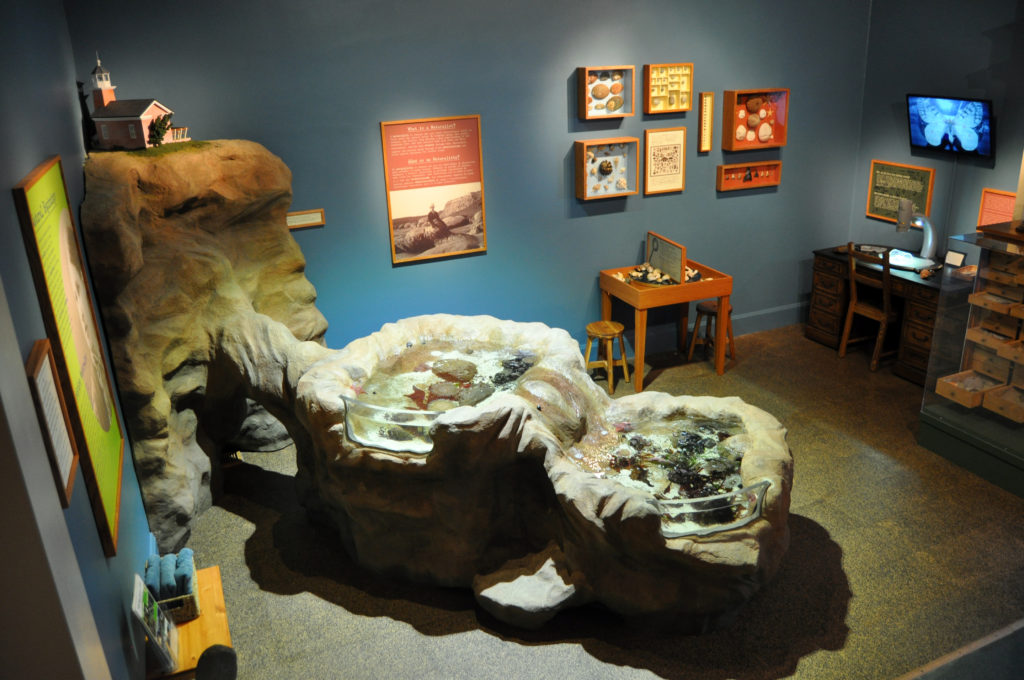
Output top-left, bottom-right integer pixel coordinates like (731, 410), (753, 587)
(63, 0), (872, 354)
(853, 0), (1024, 251)
(1, 2), (150, 678)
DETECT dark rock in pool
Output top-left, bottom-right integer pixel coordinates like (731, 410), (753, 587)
(492, 355), (535, 385)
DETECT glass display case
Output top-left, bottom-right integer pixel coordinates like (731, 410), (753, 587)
(918, 229), (1024, 495)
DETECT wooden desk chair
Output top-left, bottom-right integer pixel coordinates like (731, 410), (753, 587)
(584, 320), (630, 394)
(838, 242), (899, 371)
(687, 299), (735, 362)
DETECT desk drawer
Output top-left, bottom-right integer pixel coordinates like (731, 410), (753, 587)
(905, 301), (936, 327)
(813, 270), (843, 296)
(814, 255), (844, 276)
(902, 320), (934, 353)
(810, 289), (843, 317)
(808, 305), (841, 336)
(898, 343), (932, 373)
(908, 283), (939, 305)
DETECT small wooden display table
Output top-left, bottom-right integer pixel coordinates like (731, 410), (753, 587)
(600, 259), (733, 391)
(150, 566), (232, 679)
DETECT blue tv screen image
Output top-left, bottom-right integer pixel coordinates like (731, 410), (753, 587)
(907, 95), (993, 157)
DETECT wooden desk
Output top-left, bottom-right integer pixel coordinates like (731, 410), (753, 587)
(151, 566), (232, 679)
(600, 260), (733, 391)
(806, 246), (942, 384)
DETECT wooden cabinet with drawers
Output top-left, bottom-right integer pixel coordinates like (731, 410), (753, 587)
(806, 247), (942, 384)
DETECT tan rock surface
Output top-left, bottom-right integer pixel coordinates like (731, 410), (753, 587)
(81, 140), (330, 550)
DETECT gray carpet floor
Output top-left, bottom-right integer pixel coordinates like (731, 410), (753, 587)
(186, 324), (1024, 679)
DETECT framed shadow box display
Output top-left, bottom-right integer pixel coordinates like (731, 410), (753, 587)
(643, 63), (693, 114)
(644, 127), (685, 195)
(575, 137), (639, 200)
(716, 160), (782, 192)
(721, 88), (789, 151)
(578, 66), (635, 120)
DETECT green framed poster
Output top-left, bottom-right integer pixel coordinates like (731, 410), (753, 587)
(866, 159), (935, 223)
(12, 155), (124, 555)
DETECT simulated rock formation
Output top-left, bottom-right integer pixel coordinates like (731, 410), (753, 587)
(80, 140), (330, 550)
(297, 314), (792, 629)
(79, 141), (792, 630)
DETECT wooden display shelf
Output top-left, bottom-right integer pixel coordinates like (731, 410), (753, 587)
(997, 338), (1024, 364)
(966, 326), (1016, 351)
(983, 384), (1024, 422)
(983, 281), (1024, 302)
(967, 344), (1012, 382)
(979, 267), (1019, 286)
(149, 566), (232, 679)
(715, 161), (782, 192)
(968, 291), (1017, 314)
(979, 310), (1020, 339)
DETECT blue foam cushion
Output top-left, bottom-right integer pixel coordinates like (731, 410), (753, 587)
(159, 554), (177, 600)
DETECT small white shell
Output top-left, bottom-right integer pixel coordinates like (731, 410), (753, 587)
(757, 122), (772, 142)
(736, 124), (748, 141)
(746, 129), (756, 142)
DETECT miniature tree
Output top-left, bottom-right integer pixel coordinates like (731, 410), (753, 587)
(148, 114), (173, 146)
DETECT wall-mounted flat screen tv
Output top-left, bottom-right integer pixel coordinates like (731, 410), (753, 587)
(907, 94), (993, 158)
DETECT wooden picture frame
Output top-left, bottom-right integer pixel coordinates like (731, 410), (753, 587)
(977, 188), (1015, 228)
(643, 63), (693, 114)
(12, 155), (124, 554)
(26, 338), (79, 507)
(865, 159), (935, 223)
(715, 161), (782, 192)
(578, 66), (635, 120)
(721, 88), (789, 151)
(644, 127), (686, 195)
(380, 115), (487, 264)
(575, 137), (639, 200)
(698, 92), (714, 153)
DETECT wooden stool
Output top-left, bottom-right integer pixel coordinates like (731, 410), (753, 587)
(687, 300), (736, 362)
(584, 320), (630, 394)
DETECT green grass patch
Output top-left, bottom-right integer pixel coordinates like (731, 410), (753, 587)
(123, 140), (212, 157)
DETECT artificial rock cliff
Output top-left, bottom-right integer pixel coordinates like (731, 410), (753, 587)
(81, 140), (330, 550)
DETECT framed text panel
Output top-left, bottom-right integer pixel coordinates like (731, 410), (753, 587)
(12, 156), (124, 554)
(644, 127), (686, 195)
(380, 115), (487, 264)
(866, 160), (935, 223)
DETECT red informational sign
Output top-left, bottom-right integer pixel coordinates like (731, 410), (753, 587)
(383, 117), (481, 191)
(380, 115), (487, 264)
(977, 187), (1016, 228)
